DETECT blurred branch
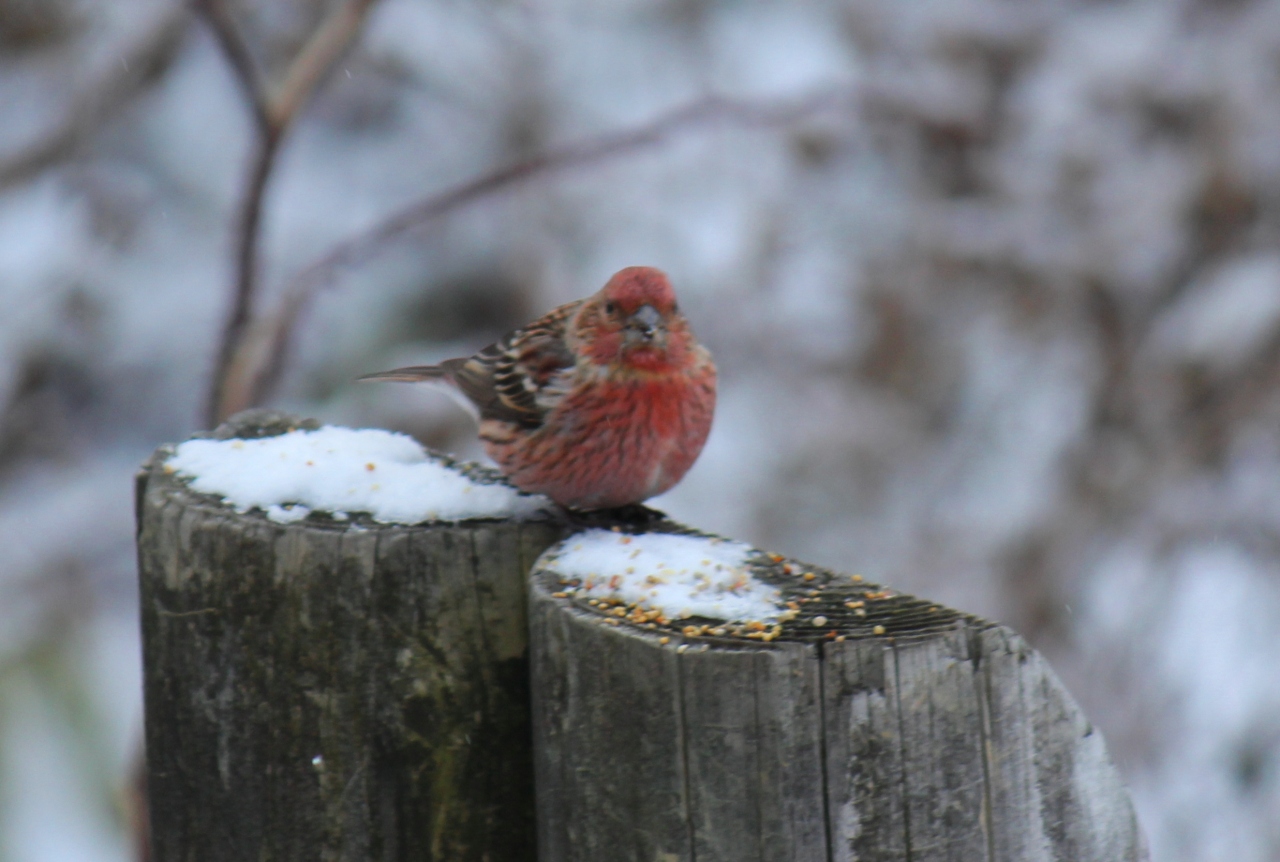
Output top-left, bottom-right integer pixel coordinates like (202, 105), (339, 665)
(198, 0), (382, 426)
(0, 8), (189, 191)
(190, 0), (270, 133)
(270, 0), (379, 129)
(239, 87), (853, 406)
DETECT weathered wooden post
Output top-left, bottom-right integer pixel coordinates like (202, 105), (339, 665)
(528, 525), (1148, 862)
(135, 411), (567, 860)
(137, 411), (1146, 861)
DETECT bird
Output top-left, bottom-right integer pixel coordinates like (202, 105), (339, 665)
(360, 266), (717, 510)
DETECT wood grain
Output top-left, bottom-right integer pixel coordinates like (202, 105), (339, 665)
(529, 529), (1148, 862)
(136, 411), (567, 861)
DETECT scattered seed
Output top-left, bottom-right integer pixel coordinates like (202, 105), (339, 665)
(873, 625), (885, 635)
(813, 616), (828, 627)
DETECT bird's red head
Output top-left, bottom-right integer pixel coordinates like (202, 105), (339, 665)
(600, 266), (678, 317)
(578, 267), (693, 372)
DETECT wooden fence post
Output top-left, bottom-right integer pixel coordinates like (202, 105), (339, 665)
(528, 526), (1149, 862)
(136, 411), (1146, 861)
(135, 411), (567, 861)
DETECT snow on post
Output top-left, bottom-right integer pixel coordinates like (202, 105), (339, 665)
(135, 410), (565, 862)
(528, 527), (1150, 862)
(165, 424), (551, 524)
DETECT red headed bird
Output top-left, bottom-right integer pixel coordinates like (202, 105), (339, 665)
(361, 266), (717, 510)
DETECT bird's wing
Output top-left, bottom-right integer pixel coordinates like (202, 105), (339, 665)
(448, 300), (579, 428)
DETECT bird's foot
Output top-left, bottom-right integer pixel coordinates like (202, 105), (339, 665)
(559, 502), (670, 531)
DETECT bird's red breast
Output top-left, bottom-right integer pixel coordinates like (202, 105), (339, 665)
(479, 363), (716, 509)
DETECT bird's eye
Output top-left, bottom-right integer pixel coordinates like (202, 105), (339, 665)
(604, 301), (617, 315)
(671, 301), (679, 314)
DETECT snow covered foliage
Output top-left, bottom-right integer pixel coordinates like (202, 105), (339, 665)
(2, 0), (1280, 858)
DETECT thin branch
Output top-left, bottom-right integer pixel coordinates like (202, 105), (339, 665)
(269, 0), (380, 129)
(190, 0), (270, 133)
(208, 130), (280, 424)
(244, 86), (854, 406)
(195, 0), (274, 427)
(0, 8), (189, 190)
(197, 0), (382, 426)
(294, 90), (848, 296)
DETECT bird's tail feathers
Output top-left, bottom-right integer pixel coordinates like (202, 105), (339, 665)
(358, 361), (480, 420)
(358, 364), (450, 383)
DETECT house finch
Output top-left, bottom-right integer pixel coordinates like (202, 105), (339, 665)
(361, 266), (716, 510)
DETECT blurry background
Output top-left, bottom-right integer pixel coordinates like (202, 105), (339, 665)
(1, 0), (1278, 858)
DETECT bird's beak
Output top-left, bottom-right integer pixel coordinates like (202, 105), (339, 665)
(625, 304), (664, 344)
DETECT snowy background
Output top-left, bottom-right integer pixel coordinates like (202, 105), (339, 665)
(1, 0), (1279, 858)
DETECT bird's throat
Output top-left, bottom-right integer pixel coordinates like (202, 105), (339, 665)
(615, 344), (678, 375)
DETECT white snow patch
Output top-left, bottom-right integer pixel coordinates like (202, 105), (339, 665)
(167, 426), (550, 524)
(544, 530), (782, 623)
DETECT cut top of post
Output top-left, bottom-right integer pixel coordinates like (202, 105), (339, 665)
(536, 520), (984, 644)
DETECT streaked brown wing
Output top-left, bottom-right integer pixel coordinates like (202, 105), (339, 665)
(452, 300), (579, 427)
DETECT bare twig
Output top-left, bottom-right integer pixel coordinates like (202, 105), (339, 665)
(190, 0), (270, 133)
(269, 0), (380, 129)
(197, 0), (382, 425)
(195, 0), (275, 426)
(0, 8), (189, 190)
(239, 87), (852, 406)
(210, 131), (281, 423)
